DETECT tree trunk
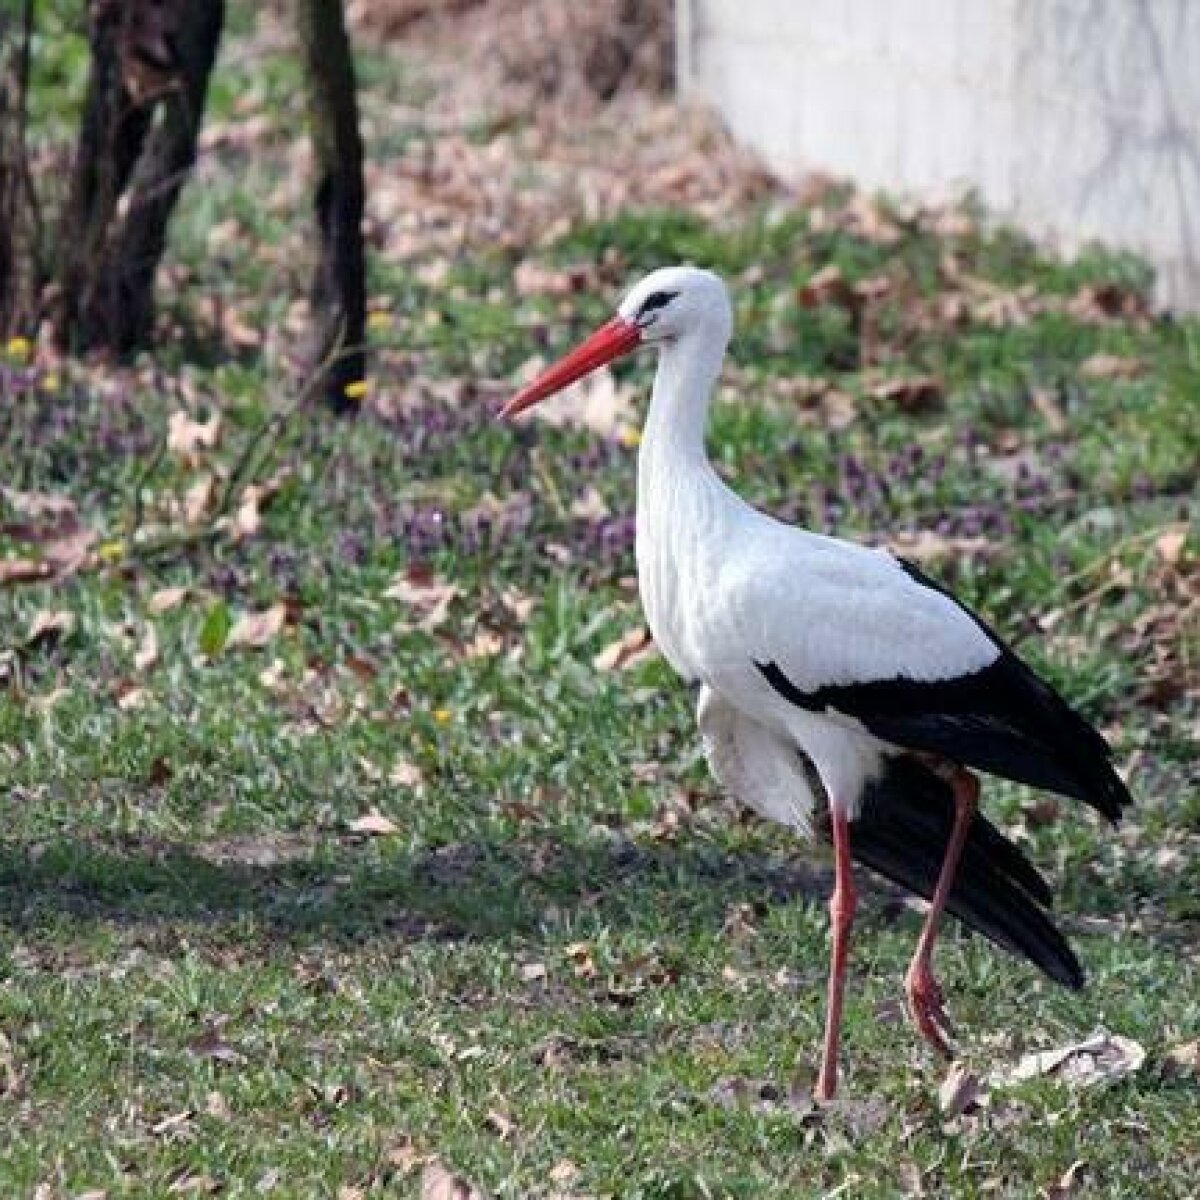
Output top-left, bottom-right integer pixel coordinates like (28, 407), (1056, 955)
(297, 0), (367, 413)
(54, 0), (224, 355)
(0, 0), (38, 337)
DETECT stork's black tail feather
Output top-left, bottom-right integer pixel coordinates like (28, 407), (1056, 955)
(851, 755), (1085, 990)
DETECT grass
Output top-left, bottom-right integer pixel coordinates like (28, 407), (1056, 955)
(2, 10), (1198, 1198)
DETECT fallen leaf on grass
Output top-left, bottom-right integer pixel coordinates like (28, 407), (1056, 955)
(0, 558), (52, 585)
(1079, 354), (1143, 380)
(483, 1108), (516, 1140)
(134, 625), (159, 671)
(114, 681), (149, 710)
(1163, 1039), (1200, 1080)
(463, 629), (505, 659)
(548, 1160), (578, 1185)
(385, 566), (460, 631)
(150, 1109), (195, 1137)
(885, 530), (991, 564)
(420, 1158), (487, 1200)
(348, 809), (400, 836)
(1030, 387), (1068, 433)
(187, 1025), (246, 1066)
(167, 1173), (221, 1195)
(390, 758), (425, 789)
(24, 610), (76, 647)
(168, 410), (223, 465)
(1, 488), (95, 578)
(1155, 523), (1189, 568)
(1045, 1159), (1088, 1199)
(991, 1031), (1146, 1088)
(938, 1061), (983, 1118)
(183, 474), (215, 525)
(821, 389), (859, 430)
(593, 626), (657, 671)
(225, 604), (288, 651)
(149, 586), (189, 613)
(867, 375), (945, 413)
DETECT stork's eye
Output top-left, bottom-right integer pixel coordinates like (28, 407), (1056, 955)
(638, 290), (678, 318)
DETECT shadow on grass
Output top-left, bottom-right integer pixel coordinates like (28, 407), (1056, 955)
(4, 828), (1187, 962)
(0, 831), (832, 950)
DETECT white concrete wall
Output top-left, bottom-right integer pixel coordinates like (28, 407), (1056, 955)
(678, 0), (1200, 310)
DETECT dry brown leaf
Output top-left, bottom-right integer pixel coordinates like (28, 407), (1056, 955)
(593, 626), (657, 671)
(570, 485), (610, 520)
(420, 1158), (486, 1200)
(1163, 1038), (1200, 1079)
(1030, 387), (1068, 433)
(348, 809), (400, 836)
(187, 1025), (246, 1066)
(149, 586), (189, 613)
(151, 1109), (195, 1137)
(938, 1062), (983, 1118)
(867, 375), (945, 413)
(25, 609), (76, 647)
(499, 586), (536, 623)
(385, 567), (460, 631)
(1045, 1160), (1088, 1200)
(0, 558), (52, 585)
(166, 1173), (221, 1195)
(134, 625), (160, 672)
(1079, 353), (1144, 380)
(1, 487), (77, 521)
(463, 629), (505, 659)
(885, 530), (991, 564)
(991, 1031), (1146, 1088)
(183, 475), (216, 525)
(799, 263), (853, 308)
(483, 1108), (516, 1139)
(113, 681), (148, 710)
(167, 410), (223, 465)
(0, 487), (95, 579)
(1155, 523), (1189, 567)
(390, 758), (425, 789)
(548, 1160), (578, 1185)
(225, 604), (288, 650)
(821, 389), (859, 430)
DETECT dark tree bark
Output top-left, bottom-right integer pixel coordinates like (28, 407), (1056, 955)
(0, 0), (38, 336)
(54, 0), (224, 355)
(298, 0), (367, 413)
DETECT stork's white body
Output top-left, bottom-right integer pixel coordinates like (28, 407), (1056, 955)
(629, 272), (995, 826)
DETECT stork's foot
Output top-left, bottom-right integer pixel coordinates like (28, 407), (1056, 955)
(904, 960), (955, 1059)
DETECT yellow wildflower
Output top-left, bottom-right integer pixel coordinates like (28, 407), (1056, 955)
(343, 379), (370, 401)
(5, 335), (31, 360)
(618, 425), (642, 449)
(366, 310), (392, 331)
(433, 707), (452, 725)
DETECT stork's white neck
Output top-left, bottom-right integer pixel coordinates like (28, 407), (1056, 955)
(640, 326), (727, 478)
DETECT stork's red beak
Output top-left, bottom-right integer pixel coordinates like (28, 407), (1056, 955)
(500, 316), (641, 418)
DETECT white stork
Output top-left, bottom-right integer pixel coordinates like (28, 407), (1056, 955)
(501, 266), (1131, 1102)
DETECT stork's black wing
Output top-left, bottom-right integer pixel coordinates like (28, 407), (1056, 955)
(758, 560), (1131, 823)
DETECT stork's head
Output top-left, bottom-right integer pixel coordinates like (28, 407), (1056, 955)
(501, 266), (731, 418)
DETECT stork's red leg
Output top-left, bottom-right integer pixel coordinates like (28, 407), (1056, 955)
(816, 809), (857, 1103)
(904, 768), (979, 1056)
